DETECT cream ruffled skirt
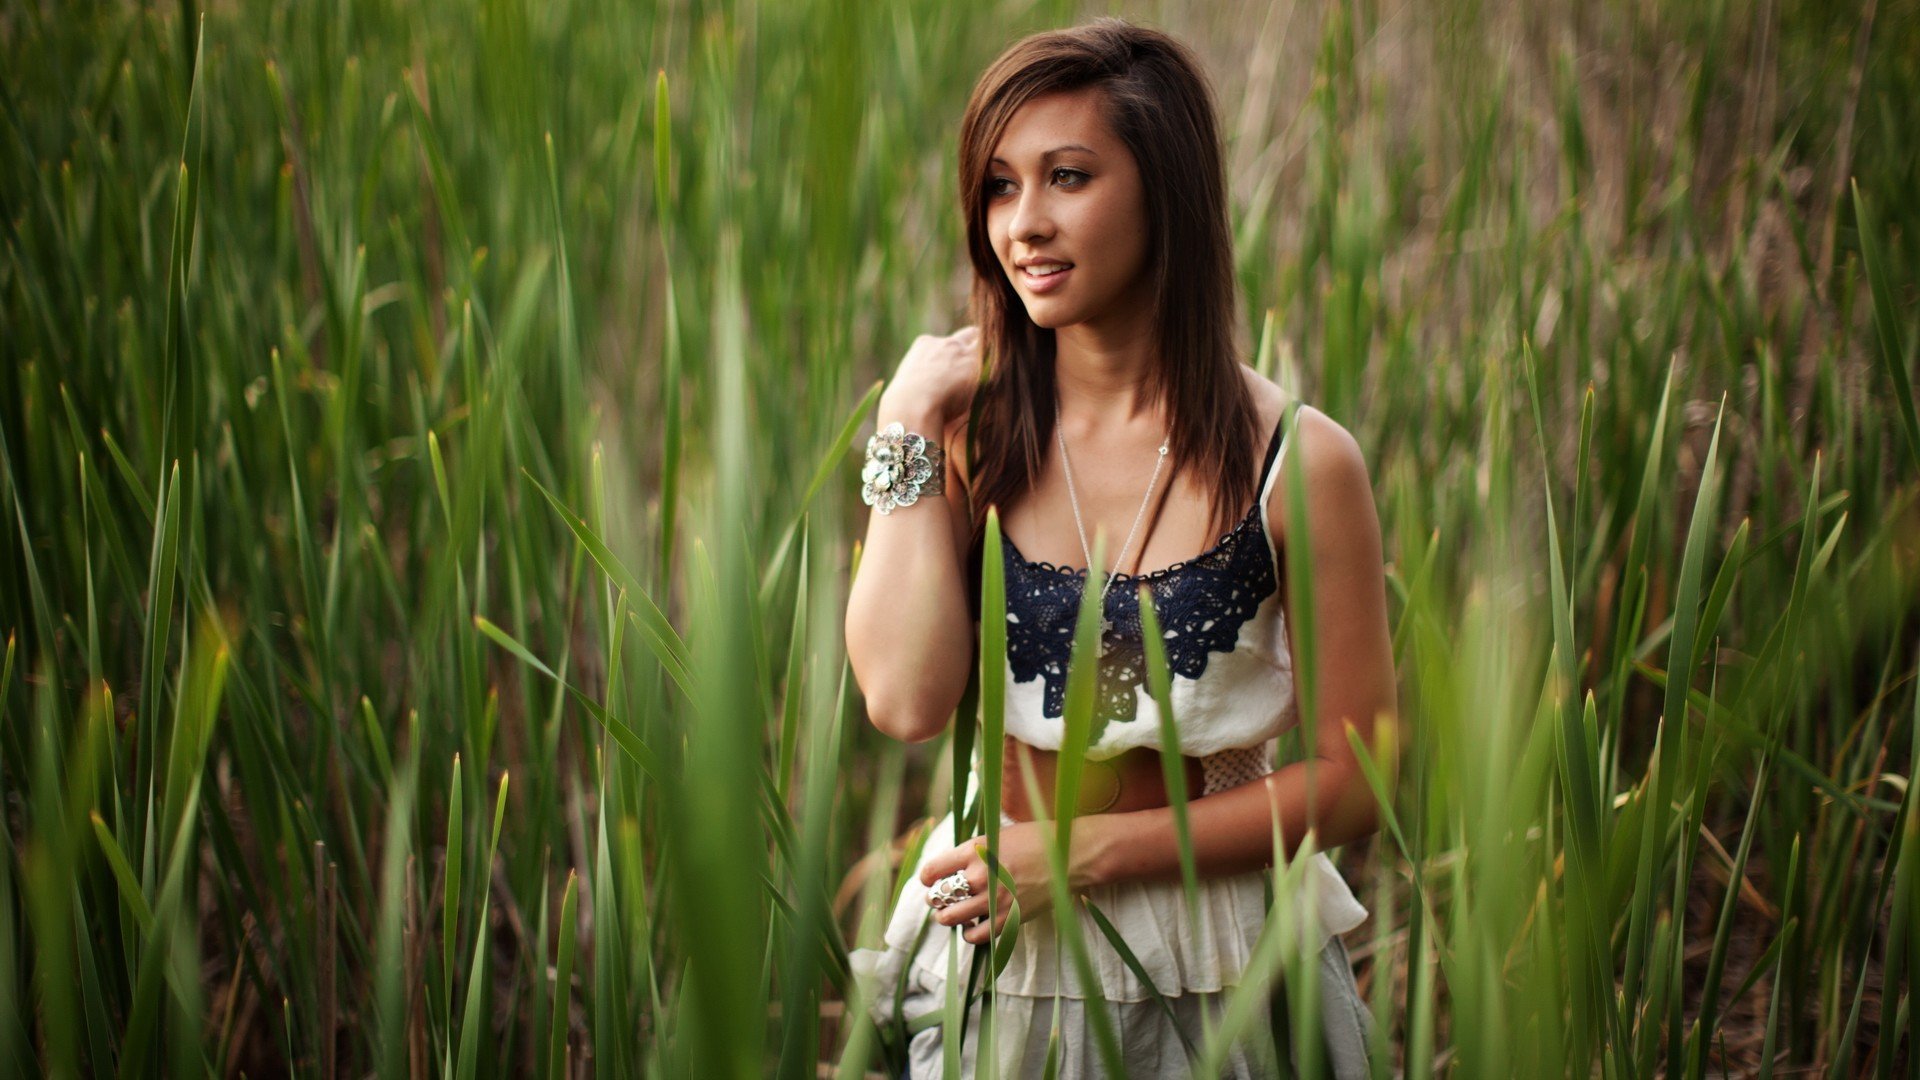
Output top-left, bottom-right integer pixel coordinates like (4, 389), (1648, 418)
(849, 808), (1375, 1079)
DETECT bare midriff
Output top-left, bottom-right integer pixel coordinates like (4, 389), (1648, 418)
(1001, 735), (1207, 822)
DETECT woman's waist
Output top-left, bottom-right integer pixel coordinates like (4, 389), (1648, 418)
(999, 735), (1211, 822)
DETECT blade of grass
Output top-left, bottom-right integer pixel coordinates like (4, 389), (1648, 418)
(548, 867), (579, 1078)
(89, 806), (153, 934)
(1040, 531), (1126, 1077)
(1686, 748), (1773, 1077)
(1757, 837), (1803, 1080)
(473, 613), (663, 780)
(520, 469), (691, 678)
(1083, 898), (1199, 1060)
(1136, 584), (1202, 927)
(1852, 182), (1920, 473)
(442, 753), (464, 1023)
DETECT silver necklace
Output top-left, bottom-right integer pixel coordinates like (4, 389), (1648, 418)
(1054, 401), (1170, 657)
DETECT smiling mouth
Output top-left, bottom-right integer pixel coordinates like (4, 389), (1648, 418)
(1019, 263), (1074, 290)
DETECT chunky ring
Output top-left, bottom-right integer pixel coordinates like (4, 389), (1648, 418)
(927, 870), (973, 910)
(861, 422), (946, 515)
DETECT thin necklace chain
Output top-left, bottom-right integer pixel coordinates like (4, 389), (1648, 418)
(1054, 401), (1169, 652)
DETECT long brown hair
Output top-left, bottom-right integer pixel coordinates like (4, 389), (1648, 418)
(958, 18), (1260, 610)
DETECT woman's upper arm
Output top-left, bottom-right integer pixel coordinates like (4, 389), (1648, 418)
(1271, 408), (1397, 769)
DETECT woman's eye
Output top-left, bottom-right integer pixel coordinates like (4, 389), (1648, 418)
(986, 170), (1087, 197)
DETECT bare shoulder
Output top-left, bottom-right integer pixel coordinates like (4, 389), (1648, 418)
(1259, 395), (1376, 549)
(1291, 406), (1368, 478)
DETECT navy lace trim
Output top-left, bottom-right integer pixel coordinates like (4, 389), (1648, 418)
(1002, 502), (1278, 729)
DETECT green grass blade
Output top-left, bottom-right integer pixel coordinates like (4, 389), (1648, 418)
(89, 811), (153, 937)
(473, 613), (663, 779)
(775, 526), (809, 802)
(1873, 654), (1918, 1078)
(548, 870), (579, 1080)
(1686, 749), (1772, 1077)
(1661, 394), (1724, 732)
(1041, 531), (1126, 1076)
(1852, 181), (1920, 473)
(520, 468), (692, 679)
(443, 753), (464, 1019)
(979, 506), (1010, 1028)
(1194, 832), (1318, 1077)
(1135, 584), (1201, 926)
(760, 381), (884, 609)
(1082, 898), (1198, 1059)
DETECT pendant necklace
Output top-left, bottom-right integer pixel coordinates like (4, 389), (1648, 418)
(1055, 400), (1170, 657)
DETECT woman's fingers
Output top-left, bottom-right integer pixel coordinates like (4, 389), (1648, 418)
(919, 833), (1021, 944)
(932, 892), (989, 926)
(918, 836), (986, 888)
(931, 883), (1019, 944)
(963, 903), (1014, 945)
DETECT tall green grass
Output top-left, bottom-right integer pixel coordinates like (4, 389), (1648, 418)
(2, 0), (1915, 1075)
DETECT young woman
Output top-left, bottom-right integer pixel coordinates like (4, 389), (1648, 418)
(845, 18), (1397, 1078)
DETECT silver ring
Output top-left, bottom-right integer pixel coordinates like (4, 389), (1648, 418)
(928, 870), (973, 910)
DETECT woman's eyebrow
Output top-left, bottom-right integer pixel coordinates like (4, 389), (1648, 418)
(988, 144), (1098, 166)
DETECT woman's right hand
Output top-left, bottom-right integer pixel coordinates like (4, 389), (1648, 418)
(880, 325), (984, 428)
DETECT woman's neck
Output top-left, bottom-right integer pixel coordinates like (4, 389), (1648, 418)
(1053, 317), (1161, 425)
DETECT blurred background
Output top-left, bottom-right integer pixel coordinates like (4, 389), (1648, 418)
(2, 0), (1916, 1075)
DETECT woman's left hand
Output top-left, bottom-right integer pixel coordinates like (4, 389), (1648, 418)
(919, 820), (1062, 945)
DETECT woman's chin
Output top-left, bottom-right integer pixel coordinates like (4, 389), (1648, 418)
(1019, 300), (1078, 330)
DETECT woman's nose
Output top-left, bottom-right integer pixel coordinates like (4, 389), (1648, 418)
(1006, 188), (1054, 244)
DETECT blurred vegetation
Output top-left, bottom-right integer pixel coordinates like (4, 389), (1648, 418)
(1, 0), (1915, 1075)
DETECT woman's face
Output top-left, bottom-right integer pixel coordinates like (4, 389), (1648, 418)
(985, 87), (1153, 332)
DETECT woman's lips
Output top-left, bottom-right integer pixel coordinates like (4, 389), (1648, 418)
(1020, 264), (1073, 294)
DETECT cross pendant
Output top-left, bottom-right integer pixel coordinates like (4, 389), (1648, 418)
(1098, 616), (1113, 657)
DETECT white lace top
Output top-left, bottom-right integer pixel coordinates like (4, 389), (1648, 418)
(994, 400), (1304, 759)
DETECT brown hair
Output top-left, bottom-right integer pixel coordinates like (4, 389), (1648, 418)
(957, 18), (1260, 609)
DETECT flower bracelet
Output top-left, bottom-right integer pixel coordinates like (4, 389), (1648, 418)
(860, 422), (946, 515)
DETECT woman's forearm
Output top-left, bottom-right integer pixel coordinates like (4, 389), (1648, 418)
(1075, 747), (1383, 888)
(843, 396), (976, 743)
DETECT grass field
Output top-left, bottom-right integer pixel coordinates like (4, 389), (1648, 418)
(3, 0), (1917, 1075)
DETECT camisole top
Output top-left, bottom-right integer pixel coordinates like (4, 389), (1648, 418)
(994, 401), (1305, 760)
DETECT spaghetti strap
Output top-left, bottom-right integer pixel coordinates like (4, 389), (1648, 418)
(1258, 399), (1304, 507)
(1258, 400), (1304, 579)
